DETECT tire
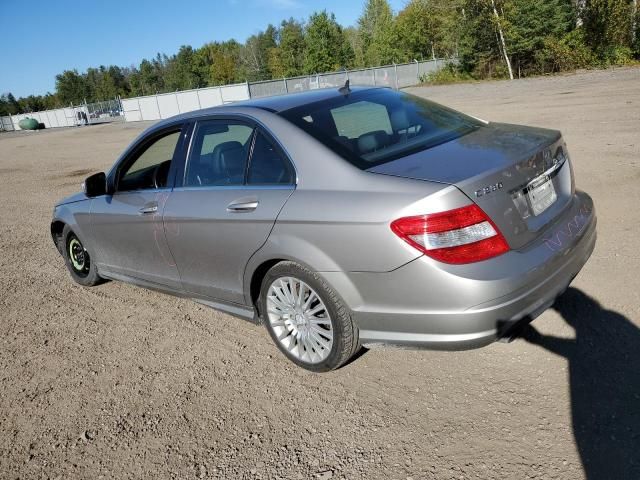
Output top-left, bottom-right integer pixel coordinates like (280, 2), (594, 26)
(259, 261), (360, 372)
(61, 225), (102, 287)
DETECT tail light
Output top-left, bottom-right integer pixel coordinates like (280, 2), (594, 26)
(390, 204), (510, 264)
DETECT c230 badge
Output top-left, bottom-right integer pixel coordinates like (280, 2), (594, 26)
(475, 182), (504, 198)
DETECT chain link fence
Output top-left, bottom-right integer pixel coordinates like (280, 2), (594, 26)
(248, 59), (447, 99)
(2, 58), (453, 131)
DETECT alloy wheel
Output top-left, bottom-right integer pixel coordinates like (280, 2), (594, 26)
(266, 276), (334, 364)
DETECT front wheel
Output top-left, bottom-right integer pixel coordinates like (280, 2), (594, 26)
(259, 261), (360, 372)
(61, 225), (103, 287)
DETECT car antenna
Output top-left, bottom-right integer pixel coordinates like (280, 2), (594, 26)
(338, 79), (350, 95)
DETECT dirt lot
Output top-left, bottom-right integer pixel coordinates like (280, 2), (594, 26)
(1, 67), (639, 480)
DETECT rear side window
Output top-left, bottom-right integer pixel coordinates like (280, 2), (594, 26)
(247, 132), (295, 185)
(278, 89), (481, 169)
(185, 121), (253, 187)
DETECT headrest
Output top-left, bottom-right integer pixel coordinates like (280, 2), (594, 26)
(390, 109), (411, 131)
(213, 141), (245, 176)
(357, 130), (390, 155)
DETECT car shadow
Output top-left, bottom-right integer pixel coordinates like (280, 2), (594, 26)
(521, 287), (640, 479)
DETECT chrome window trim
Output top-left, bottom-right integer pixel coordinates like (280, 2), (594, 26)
(172, 184), (294, 193)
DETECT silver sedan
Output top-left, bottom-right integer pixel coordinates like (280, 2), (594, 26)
(51, 86), (596, 371)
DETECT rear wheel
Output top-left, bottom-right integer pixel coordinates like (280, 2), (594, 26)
(260, 261), (359, 372)
(61, 225), (102, 287)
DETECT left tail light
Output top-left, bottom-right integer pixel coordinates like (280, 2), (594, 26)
(390, 204), (510, 264)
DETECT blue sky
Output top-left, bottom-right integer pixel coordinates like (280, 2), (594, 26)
(1, 0), (405, 98)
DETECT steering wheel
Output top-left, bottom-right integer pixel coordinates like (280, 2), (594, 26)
(152, 161), (170, 189)
(152, 164), (162, 189)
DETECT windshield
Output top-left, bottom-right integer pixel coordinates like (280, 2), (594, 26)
(278, 89), (483, 169)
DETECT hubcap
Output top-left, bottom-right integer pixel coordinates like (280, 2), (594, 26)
(68, 237), (89, 275)
(266, 277), (333, 364)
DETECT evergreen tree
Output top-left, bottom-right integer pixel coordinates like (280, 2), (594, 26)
(303, 11), (353, 73)
(268, 19), (306, 78)
(357, 0), (397, 65)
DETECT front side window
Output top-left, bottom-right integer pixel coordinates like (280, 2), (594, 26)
(185, 121), (253, 187)
(278, 89), (482, 169)
(118, 130), (181, 192)
(247, 132), (295, 185)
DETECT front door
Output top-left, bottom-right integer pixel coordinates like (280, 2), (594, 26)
(164, 120), (295, 304)
(90, 126), (185, 289)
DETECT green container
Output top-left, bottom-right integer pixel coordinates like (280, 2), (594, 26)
(18, 118), (39, 130)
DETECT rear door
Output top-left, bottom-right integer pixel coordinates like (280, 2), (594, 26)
(164, 118), (295, 304)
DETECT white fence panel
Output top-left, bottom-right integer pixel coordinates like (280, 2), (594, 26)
(157, 93), (180, 118)
(43, 111), (54, 128)
(220, 83), (250, 103)
(11, 113), (25, 130)
(176, 91), (200, 113)
(197, 87), (223, 109)
(121, 98), (142, 122)
(1, 116), (14, 131)
(64, 107), (77, 126)
(54, 109), (67, 127)
(138, 96), (161, 121)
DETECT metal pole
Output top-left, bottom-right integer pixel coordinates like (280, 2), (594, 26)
(196, 89), (202, 109)
(394, 63), (398, 90)
(283, 77), (288, 93)
(246, 79), (251, 99)
(372, 68), (376, 86)
(155, 92), (161, 119)
(415, 59), (419, 83)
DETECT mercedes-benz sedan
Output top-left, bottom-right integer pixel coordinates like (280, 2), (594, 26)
(51, 86), (596, 371)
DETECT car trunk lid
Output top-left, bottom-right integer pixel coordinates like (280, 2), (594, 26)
(367, 122), (575, 249)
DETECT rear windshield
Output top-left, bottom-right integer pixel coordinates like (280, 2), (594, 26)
(278, 89), (482, 169)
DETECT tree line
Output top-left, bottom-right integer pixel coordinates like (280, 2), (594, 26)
(1, 0), (638, 115)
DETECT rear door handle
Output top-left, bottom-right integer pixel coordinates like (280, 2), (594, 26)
(226, 200), (259, 212)
(139, 204), (158, 214)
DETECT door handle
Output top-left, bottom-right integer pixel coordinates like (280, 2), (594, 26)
(226, 200), (259, 212)
(139, 204), (158, 214)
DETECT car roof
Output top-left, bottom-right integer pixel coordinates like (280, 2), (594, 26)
(152, 86), (388, 129)
(233, 85), (386, 112)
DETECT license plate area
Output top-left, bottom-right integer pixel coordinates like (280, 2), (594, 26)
(527, 175), (557, 216)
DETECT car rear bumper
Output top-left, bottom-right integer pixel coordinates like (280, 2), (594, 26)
(323, 190), (596, 349)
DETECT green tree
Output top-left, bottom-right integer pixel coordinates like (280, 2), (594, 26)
(136, 57), (166, 95)
(505, 0), (576, 75)
(303, 11), (353, 73)
(197, 40), (244, 85)
(165, 46), (203, 90)
(0, 93), (21, 115)
(357, 0), (397, 65)
(242, 25), (278, 81)
(395, 0), (464, 62)
(582, 0), (635, 58)
(268, 19), (306, 78)
(55, 69), (89, 105)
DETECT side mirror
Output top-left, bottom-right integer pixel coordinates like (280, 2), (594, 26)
(83, 172), (107, 198)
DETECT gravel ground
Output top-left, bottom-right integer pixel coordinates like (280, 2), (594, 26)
(1, 67), (639, 480)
